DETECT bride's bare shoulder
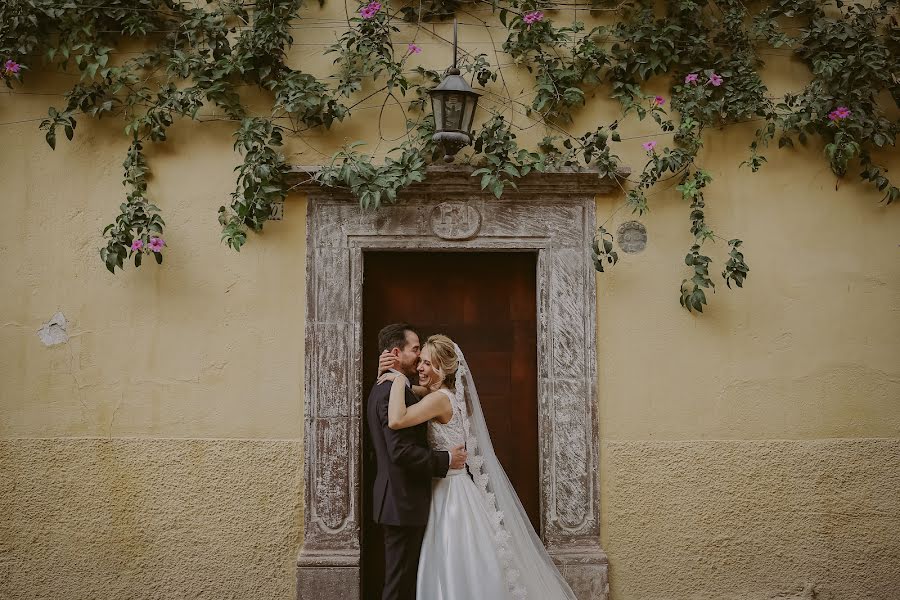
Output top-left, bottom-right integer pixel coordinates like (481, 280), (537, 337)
(422, 388), (452, 404)
(422, 389), (454, 423)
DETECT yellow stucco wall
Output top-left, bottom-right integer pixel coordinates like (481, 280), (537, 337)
(0, 439), (303, 599)
(592, 120), (900, 599)
(602, 439), (900, 600)
(2, 4), (899, 600)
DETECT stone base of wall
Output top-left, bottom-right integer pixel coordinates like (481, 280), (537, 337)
(0, 438), (303, 600)
(296, 552), (359, 600)
(3, 438), (897, 600)
(603, 438), (900, 600)
(553, 547), (610, 599)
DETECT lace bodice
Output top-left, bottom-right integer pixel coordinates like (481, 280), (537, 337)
(427, 388), (467, 451)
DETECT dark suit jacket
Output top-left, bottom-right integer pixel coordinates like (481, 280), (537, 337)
(367, 380), (450, 526)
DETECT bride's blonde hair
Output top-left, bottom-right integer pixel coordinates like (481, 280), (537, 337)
(424, 334), (459, 390)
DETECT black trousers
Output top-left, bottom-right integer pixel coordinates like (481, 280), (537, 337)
(381, 524), (426, 600)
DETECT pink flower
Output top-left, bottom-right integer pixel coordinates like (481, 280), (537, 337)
(4, 60), (21, 75)
(148, 237), (165, 252)
(652, 95), (665, 106)
(523, 11), (544, 25)
(359, 1), (381, 19)
(684, 73), (699, 84)
(709, 73), (723, 87)
(131, 239), (144, 251)
(828, 106), (851, 121)
(407, 43), (422, 55)
(642, 141), (657, 153)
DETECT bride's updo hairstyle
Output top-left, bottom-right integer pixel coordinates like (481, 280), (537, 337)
(424, 334), (459, 390)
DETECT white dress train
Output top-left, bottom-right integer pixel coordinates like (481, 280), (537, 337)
(417, 467), (511, 599)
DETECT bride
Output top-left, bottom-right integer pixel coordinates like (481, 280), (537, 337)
(378, 334), (576, 600)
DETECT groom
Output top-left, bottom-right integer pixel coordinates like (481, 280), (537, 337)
(367, 323), (467, 600)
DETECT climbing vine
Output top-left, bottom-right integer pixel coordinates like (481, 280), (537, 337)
(1, 0), (897, 313)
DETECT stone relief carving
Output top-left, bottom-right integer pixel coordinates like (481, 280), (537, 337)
(430, 201), (482, 240)
(616, 220), (647, 254)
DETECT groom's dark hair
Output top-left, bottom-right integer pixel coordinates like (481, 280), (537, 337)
(378, 323), (419, 353)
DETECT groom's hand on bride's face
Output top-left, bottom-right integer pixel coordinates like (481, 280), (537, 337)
(378, 350), (399, 375)
(449, 445), (467, 470)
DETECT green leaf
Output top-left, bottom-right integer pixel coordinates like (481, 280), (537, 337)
(490, 179), (504, 198)
(502, 164), (520, 178)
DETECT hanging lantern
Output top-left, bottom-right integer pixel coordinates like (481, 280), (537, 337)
(427, 20), (481, 162)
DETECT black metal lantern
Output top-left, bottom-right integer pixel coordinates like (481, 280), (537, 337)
(428, 20), (481, 162)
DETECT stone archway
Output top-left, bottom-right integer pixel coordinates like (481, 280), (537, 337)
(296, 166), (615, 600)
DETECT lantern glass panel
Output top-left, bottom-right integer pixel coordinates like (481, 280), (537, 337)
(444, 93), (465, 131)
(430, 94), (444, 132)
(461, 95), (477, 134)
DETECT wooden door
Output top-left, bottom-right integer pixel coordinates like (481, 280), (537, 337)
(361, 251), (539, 598)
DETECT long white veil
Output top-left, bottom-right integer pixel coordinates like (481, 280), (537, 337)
(453, 344), (577, 600)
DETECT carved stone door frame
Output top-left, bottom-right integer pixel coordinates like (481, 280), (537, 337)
(296, 166), (613, 600)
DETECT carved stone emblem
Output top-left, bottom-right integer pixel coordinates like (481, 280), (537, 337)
(269, 200), (284, 221)
(616, 220), (647, 254)
(431, 202), (482, 240)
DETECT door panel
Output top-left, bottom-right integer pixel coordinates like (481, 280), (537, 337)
(361, 251), (539, 598)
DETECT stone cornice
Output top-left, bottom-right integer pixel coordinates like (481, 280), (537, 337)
(287, 164), (628, 200)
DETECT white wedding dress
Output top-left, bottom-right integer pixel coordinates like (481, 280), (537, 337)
(417, 387), (510, 599)
(415, 346), (577, 600)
